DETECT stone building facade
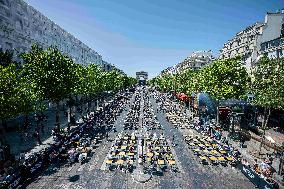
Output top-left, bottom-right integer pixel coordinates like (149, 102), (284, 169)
(258, 12), (284, 59)
(159, 50), (214, 77)
(220, 10), (284, 68)
(0, 0), (112, 68)
(219, 22), (264, 68)
(160, 67), (173, 77)
(175, 50), (214, 73)
(136, 71), (148, 80)
(101, 60), (125, 74)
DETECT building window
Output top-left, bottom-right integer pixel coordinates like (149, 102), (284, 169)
(281, 23), (284, 38)
(277, 49), (283, 58)
(5, 42), (12, 50)
(0, 0), (9, 6)
(237, 39), (241, 46)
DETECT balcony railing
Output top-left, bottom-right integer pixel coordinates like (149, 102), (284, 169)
(260, 37), (284, 51)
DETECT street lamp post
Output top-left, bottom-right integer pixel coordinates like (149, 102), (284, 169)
(247, 92), (256, 126)
(216, 99), (219, 126)
(217, 98), (225, 127)
(172, 65), (177, 101)
(247, 92), (255, 104)
(191, 92), (196, 117)
(279, 142), (284, 176)
(174, 76), (176, 100)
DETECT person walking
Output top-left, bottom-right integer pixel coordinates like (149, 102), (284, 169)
(239, 135), (245, 148)
(40, 122), (45, 134)
(68, 122), (72, 133)
(172, 134), (176, 146)
(33, 130), (42, 145)
(106, 132), (109, 140)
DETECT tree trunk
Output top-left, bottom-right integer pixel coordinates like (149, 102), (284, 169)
(84, 94), (88, 114)
(24, 114), (28, 130)
(3, 119), (7, 131)
(0, 119), (6, 145)
(259, 108), (271, 155)
(56, 101), (60, 130)
(87, 94), (91, 112)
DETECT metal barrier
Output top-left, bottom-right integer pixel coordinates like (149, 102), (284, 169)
(238, 164), (278, 189)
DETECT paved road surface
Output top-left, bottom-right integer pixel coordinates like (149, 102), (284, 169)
(26, 91), (254, 189)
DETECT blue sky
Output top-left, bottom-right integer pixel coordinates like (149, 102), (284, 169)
(24, 0), (284, 78)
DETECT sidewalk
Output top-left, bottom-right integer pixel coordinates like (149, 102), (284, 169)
(166, 93), (284, 188)
(5, 110), (68, 156)
(4, 101), (104, 158)
(223, 129), (284, 188)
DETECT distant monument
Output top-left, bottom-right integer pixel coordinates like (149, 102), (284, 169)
(136, 71), (148, 85)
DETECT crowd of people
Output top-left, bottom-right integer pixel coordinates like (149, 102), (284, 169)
(141, 132), (178, 173)
(152, 87), (280, 189)
(105, 132), (137, 172)
(143, 94), (163, 131)
(142, 88), (177, 173)
(0, 92), (131, 189)
(161, 96), (240, 167)
(238, 156), (279, 188)
(2, 85), (281, 188)
(104, 87), (177, 174)
(185, 135), (239, 166)
(123, 92), (141, 131)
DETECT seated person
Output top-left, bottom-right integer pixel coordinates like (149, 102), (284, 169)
(68, 148), (77, 161)
(233, 150), (241, 158)
(0, 169), (7, 181)
(78, 152), (87, 162)
(82, 145), (90, 154)
(4, 173), (14, 182)
(49, 151), (59, 164)
(241, 159), (250, 167)
(129, 146), (134, 153)
(138, 156), (143, 164)
(216, 142), (222, 149)
(254, 165), (261, 174)
(264, 157), (272, 165)
(126, 161), (133, 172)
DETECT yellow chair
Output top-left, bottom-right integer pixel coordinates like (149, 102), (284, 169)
(105, 159), (112, 164)
(158, 159), (165, 165)
(226, 157), (234, 161)
(168, 160), (176, 165)
(209, 156), (218, 165)
(116, 160), (124, 165)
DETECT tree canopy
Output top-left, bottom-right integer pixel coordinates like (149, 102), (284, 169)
(252, 56), (284, 109)
(0, 44), (136, 128)
(21, 44), (78, 103)
(150, 57), (249, 100)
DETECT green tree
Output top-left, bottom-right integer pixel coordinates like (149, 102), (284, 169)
(199, 57), (249, 100)
(0, 49), (20, 68)
(0, 63), (21, 142)
(252, 56), (284, 154)
(21, 44), (78, 129)
(123, 76), (137, 88)
(17, 77), (36, 129)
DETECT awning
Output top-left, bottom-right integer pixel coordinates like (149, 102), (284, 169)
(265, 136), (275, 143)
(176, 92), (188, 101)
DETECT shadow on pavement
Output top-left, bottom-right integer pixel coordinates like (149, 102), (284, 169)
(69, 174), (80, 182)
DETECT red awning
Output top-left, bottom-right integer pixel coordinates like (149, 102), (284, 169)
(219, 107), (232, 115)
(176, 92), (188, 101)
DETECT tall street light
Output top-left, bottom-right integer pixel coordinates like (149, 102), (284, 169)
(247, 92), (256, 126)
